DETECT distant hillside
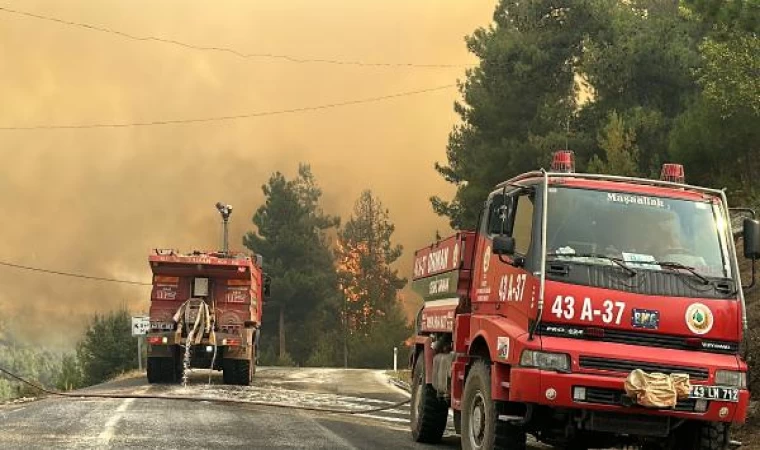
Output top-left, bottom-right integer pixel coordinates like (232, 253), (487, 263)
(0, 327), (62, 400)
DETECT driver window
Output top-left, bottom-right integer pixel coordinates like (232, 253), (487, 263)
(512, 194), (534, 255)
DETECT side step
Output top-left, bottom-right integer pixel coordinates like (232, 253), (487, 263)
(497, 414), (524, 423)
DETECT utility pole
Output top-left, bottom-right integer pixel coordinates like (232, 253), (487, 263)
(137, 337), (143, 371)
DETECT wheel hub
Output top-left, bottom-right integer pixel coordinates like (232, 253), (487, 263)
(469, 392), (486, 448)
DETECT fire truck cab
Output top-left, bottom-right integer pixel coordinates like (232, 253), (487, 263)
(410, 151), (760, 449)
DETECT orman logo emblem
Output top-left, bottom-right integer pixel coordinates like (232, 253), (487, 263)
(483, 245), (491, 273)
(685, 303), (714, 335)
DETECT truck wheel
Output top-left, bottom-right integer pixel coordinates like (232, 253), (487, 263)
(461, 360), (526, 450)
(223, 359), (252, 386)
(410, 354), (448, 443)
(674, 422), (729, 450)
(147, 357), (161, 383)
(147, 357), (176, 383)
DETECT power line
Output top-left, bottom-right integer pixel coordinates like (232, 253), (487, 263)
(0, 6), (475, 69)
(0, 84), (457, 130)
(0, 260), (151, 286)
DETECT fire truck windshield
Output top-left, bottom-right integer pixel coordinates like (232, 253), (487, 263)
(546, 187), (730, 278)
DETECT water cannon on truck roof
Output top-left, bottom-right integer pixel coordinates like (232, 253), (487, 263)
(409, 150), (760, 449)
(145, 202), (270, 386)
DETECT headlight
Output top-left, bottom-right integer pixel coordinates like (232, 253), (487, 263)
(520, 350), (571, 372)
(715, 370), (746, 388)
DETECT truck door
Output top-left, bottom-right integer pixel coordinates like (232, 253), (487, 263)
(471, 192), (506, 303)
(474, 188), (539, 325)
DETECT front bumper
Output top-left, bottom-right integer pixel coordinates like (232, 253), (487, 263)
(508, 367), (749, 423)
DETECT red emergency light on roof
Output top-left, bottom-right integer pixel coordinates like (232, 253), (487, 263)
(660, 163), (685, 183)
(551, 150), (575, 173)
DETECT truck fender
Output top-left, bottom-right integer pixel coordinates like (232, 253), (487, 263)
(468, 333), (492, 361)
(410, 335), (435, 385)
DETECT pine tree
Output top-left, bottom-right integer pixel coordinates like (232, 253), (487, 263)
(587, 111), (640, 176)
(75, 309), (137, 386)
(244, 164), (340, 365)
(335, 190), (410, 368)
(432, 0), (602, 229)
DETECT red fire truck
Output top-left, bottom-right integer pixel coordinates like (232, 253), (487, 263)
(409, 151), (759, 449)
(145, 203), (269, 386)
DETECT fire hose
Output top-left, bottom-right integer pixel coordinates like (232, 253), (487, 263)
(0, 366), (411, 415)
(172, 298), (216, 386)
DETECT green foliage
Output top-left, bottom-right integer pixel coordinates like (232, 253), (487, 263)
(432, 0), (602, 229)
(587, 111), (640, 176)
(669, 95), (760, 198)
(0, 321), (63, 399)
(346, 306), (412, 369)
(244, 164), (341, 365)
(698, 32), (760, 117)
(305, 333), (342, 367)
(55, 354), (83, 391)
(682, 0), (760, 35)
(274, 352), (296, 367)
(433, 0), (759, 226)
(75, 308), (138, 386)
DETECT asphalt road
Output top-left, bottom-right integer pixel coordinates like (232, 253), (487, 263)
(0, 367), (465, 450)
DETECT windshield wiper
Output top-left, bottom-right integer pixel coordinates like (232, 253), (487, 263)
(546, 253), (637, 276)
(626, 260), (710, 285)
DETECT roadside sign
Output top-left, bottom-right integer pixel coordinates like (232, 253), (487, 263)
(131, 316), (150, 336)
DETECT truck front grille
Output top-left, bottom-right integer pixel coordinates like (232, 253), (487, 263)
(579, 386), (699, 412)
(537, 322), (737, 355)
(579, 356), (709, 380)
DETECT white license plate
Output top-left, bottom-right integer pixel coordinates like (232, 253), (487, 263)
(689, 385), (739, 402)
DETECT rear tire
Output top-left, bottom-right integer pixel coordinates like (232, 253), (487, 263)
(410, 354), (448, 443)
(223, 359), (252, 386)
(147, 356), (178, 384)
(461, 360), (526, 450)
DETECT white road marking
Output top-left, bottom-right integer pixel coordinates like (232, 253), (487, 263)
(98, 397), (135, 446)
(307, 414), (359, 450)
(97, 386), (149, 446)
(354, 413), (410, 424)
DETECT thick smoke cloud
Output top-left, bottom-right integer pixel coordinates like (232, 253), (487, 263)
(0, 0), (494, 349)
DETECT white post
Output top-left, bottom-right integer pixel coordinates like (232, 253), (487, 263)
(393, 347), (398, 372)
(138, 337), (143, 371)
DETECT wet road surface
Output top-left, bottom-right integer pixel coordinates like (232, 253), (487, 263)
(0, 367), (470, 449)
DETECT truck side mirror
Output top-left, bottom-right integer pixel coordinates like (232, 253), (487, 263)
(493, 235), (515, 255)
(744, 218), (760, 260)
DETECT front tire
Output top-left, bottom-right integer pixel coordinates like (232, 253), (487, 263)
(461, 360), (526, 450)
(410, 354), (448, 443)
(674, 421), (729, 450)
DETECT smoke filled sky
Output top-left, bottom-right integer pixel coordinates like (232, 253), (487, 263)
(0, 1), (495, 349)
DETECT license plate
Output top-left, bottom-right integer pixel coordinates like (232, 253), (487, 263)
(689, 385), (739, 402)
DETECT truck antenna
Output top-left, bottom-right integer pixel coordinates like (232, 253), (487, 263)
(215, 202), (233, 255)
